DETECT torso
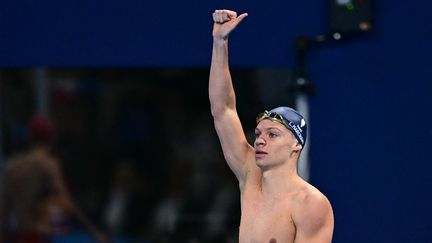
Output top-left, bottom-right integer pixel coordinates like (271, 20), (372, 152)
(239, 182), (297, 243)
(4, 151), (68, 234)
(238, 163), (320, 243)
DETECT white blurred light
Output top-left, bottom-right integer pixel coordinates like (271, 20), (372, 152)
(336, 0), (351, 5)
(333, 32), (342, 40)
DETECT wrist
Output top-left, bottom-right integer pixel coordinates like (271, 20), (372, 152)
(213, 37), (228, 46)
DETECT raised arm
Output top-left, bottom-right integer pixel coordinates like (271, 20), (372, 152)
(209, 10), (253, 185)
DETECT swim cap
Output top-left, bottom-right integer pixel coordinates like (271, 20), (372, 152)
(256, 107), (307, 146)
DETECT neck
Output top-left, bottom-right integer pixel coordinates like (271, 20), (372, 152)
(260, 156), (301, 196)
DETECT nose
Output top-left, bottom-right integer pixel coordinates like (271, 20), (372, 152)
(254, 135), (266, 147)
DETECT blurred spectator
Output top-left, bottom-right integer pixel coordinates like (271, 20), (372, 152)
(0, 115), (107, 243)
(150, 158), (191, 242)
(103, 158), (147, 238)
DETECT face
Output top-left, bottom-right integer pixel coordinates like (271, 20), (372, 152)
(254, 119), (301, 169)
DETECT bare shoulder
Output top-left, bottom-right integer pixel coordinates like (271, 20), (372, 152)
(298, 187), (332, 220)
(291, 183), (334, 242)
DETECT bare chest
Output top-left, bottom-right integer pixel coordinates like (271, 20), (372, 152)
(239, 190), (296, 243)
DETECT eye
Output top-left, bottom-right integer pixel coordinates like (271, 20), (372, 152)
(255, 131), (261, 138)
(268, 132), (278, 138)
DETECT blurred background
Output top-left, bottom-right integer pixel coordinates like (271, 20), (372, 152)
(1, 0), (432, 242)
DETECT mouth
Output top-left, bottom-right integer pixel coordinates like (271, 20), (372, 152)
(255, 150), (268, 159)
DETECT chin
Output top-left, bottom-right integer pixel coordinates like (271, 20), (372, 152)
(255, 159), (268, 170)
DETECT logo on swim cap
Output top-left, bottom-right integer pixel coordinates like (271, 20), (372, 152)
(288, 121), (304, 145)
(300, 119), (306, 128)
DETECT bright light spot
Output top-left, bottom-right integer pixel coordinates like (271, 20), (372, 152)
(336, 0), (351, 5)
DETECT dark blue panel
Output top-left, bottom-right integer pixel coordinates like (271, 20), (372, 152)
(0, 0), (326, 66)
(306, 1), (432, 242)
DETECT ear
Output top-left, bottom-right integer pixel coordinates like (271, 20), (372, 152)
(293, 142), (303, 152)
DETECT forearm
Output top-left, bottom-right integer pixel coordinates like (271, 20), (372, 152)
(209, 37), (237, 117)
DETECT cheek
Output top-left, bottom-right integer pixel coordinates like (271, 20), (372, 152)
(272, 142), (291, 155)
(274, 138), (296, 153)
(271, 146), (291, 162)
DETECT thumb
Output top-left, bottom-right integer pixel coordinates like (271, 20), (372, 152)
(235, 13), (248, 24)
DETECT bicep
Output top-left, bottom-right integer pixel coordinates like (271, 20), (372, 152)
(213, 108), (255, 182)
(294, 223), (333, 243)
(294, 195), (334, 243)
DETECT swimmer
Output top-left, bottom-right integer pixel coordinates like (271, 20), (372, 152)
(209, 9), (334, 243)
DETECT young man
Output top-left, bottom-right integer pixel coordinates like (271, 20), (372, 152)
(209, 9), (334, 243)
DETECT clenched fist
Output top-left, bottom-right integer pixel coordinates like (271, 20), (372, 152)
(212, 9), (248, 40)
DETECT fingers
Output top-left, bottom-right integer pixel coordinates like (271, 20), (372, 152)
(224, 10), (237, 20)
(213, 10), (232, 23)
(213, 9), (247, 24)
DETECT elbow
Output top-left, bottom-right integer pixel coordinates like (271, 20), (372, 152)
(209, 93), (236, 118)
(210, 100), (237, 120)
(210, 104), (227, 118)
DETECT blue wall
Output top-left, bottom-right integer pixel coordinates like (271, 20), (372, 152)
(2, 0), (432, 242)
(0, 0), (327, 66)
(308, 1), (432, 242)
